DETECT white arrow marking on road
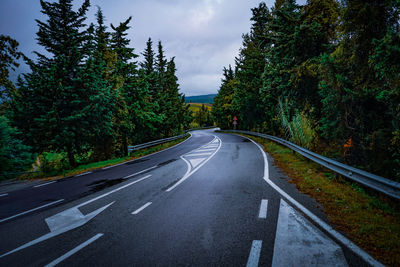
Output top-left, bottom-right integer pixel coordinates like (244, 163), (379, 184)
(0, 201), (114, 258)
(272, 199), (348, 267)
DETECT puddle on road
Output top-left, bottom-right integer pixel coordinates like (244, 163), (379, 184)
(88, 178), (124, 193)
(125, 158), (150, 165)
(158, 158), (177, 166)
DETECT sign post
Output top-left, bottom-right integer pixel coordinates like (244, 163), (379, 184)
(233, 116), (238, 130)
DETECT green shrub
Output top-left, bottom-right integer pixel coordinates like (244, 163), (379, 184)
(38, 152), (70, 176)
(278, 99), (317, 149)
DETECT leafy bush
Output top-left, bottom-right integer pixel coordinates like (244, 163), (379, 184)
(0, 116), (33, 177)
(37, 152), (70, 176)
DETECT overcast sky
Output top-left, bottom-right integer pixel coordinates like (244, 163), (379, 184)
(0, 0), (305, 96)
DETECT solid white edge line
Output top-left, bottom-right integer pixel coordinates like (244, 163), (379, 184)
(33, 181), (57, 188)
(75, 171), (92, 177)
(246, 240), (262, 267)
(131, 202), (152, 215)
(166, 136), (221, 192)
(0, 199), (64, 223)
(44, 233), (104, 267)
(123, 166), (157, 179)
(258, 199), (268, 219)
(241, 134), (384, 267)
(76, 175), (152, 209)
(0, 193), (8, 197)
(102, 162), (125, 169)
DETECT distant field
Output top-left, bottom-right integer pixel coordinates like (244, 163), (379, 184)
(187, 103), (212, 112)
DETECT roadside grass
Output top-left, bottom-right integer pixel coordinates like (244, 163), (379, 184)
(21, 134), (190, 181)
(236, 133), (400, 266)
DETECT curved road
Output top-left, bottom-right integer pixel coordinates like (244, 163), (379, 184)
(0, 129), (380, 266)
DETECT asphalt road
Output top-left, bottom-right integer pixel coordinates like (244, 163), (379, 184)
(0, 129), (381, 266)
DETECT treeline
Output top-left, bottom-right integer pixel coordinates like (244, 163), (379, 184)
(0, 0), (191, 172)
(213, 0), (400, 180)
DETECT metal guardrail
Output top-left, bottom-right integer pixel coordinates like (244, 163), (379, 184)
(128, 126), (217, 153)
(128, 133), (189, 153)
(221, 130), (400, 200)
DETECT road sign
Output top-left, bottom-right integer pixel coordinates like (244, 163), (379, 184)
(233, 121), (237, 125)
(233, 116), (238, 121)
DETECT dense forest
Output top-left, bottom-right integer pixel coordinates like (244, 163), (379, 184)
(0, 0), (192, 174)
(213, 0), (400, 180)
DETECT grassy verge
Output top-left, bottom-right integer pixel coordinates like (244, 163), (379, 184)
(235, 133), (400, 266)
(21, 134), (190, 181)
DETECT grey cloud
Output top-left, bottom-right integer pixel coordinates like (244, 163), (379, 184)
(1, 0), (304, 96)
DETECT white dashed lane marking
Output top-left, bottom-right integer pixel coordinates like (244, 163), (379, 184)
(258, 199), (268, 219)
(246, 240), (262, 267)
(132, 202), (152, 215)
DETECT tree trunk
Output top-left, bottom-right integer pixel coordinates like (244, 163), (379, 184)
(122, 136), (128, 157)
(67, 145), (77, 168)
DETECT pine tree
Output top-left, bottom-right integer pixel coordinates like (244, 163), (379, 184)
(83, 8), (116, 161)
(0, 35), (22, 107)
(155, 40), (167, 75)
(163, 57), (188, 135)
(213, 65), (236, 129)
(233, 2), (271, 131)
(141, 38), (156, 76)
(0, 115), (33, 174)
(11, 0), (109, 167)
(110, 16), (137, 156)
(111, 21), (160, 149)
(261, 0), (301, 126)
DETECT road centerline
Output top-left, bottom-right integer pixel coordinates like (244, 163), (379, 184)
(123, 166), (157, 179)
(33, 181), (56, 188)
(0, 199), (64, 223)
(132, 202), (152, 215)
